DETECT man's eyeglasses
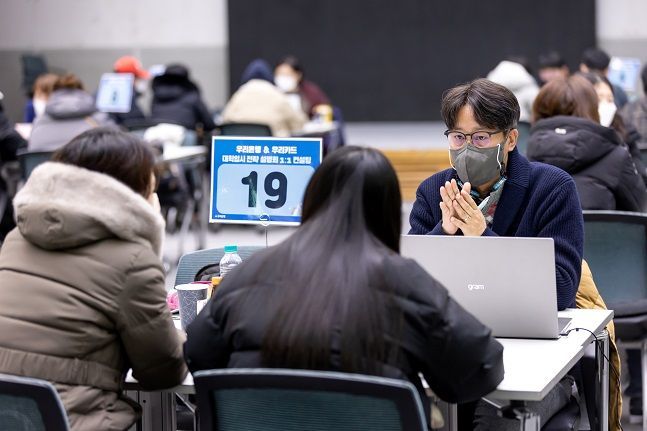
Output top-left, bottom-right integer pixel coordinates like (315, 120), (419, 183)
(444, 130), (507, 150)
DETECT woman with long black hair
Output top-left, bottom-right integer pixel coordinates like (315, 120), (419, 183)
(184, 146), (504, 421)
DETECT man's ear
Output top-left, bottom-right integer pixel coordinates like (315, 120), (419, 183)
(506, 128), (519, 152)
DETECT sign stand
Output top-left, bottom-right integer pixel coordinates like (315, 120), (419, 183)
(260, 213), (270, 248)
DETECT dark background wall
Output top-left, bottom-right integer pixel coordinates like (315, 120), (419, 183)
(228, 0), (596, 121)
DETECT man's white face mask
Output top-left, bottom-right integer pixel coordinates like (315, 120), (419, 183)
(598, 101), (617, 128)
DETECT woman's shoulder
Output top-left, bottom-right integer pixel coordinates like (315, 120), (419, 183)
(380, 253), (448, 304)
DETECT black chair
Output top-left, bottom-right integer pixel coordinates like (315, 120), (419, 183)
(516, 121), (531, 156)
(638, 142), (647, 166)
(193, 368), (427, 431)
(216, 123), (272, 137)
(582, 210), (647, 430)
(16, 150), (54, 180)
(0, 373), (69, 431)
(174, 246), (263, 285)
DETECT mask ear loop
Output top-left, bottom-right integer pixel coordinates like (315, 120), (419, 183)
(497, 131), (509, 176)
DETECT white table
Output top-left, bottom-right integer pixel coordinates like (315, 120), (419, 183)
(161, 145), (207, 163)
(127, 309), (613, 431)
(484, 309), (613, 431)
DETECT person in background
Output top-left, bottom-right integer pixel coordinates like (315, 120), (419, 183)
(580, 71), (647, 185)
(221, 59), (307, 137)
(487, 57), (539, 123)
(150, 63), (216, 132)
(409, 78), (583, 429)
(24, 73), (58, 123)
(528, 75), (647, 212)
(537, 51), (570, 85)
(621, 64), (647, 147)
(185, 146), (504, 429)
(0, 91), (27, 241)
(275, 55), (331, 117)
(111, 55), (149, 127)
(580, 47), (629, 109)
(28, 73), (114, 151)
(580, 70), (647, 423)
(0, 128), (187, 430)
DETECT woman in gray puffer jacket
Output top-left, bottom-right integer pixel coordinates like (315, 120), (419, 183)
(28, 74), (114, 151)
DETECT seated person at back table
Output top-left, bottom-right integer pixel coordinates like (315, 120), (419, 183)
(28, 73), (114, 151)
(274, 55), (331, 118)
(409, 78), (583, 312)
(222, 59), (307, 137)
(185, 146), (504, 428)
(0, 128), (187, 430)
(151, 63), (216, 132)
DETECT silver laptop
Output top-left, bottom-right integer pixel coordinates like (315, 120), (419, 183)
(400, 235), (570, 339)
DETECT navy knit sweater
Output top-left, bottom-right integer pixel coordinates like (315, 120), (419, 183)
(409, 148), (583, 310)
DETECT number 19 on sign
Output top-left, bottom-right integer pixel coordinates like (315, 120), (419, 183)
(241, 171), (288, 209)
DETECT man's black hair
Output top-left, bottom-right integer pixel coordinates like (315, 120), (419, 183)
(581, 47), (611, 71)
(441, 78), (520, 131)
(538, 51), (566, 69)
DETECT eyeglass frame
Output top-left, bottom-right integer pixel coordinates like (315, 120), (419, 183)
(443, 129), (511, 149)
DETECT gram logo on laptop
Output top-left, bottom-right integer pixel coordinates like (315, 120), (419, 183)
(468, 284), (486, 291)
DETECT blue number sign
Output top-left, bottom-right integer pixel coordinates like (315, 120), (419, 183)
(210, 136), (322, 225)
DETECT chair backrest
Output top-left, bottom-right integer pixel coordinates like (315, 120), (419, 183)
(17, 151), (54, 180)
(516, 121), (531, 156)
(639, 143), (647, 166)
(174, 246), (264, 286)
(582, 210), (647, 307)
(0, 373), (69, 431)
(194, 368), (427, 431)
(217, 123), (272, 137)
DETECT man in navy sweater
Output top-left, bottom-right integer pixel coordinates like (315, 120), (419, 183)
(409, 78), (583, 311)
(410, 78), (584, 429)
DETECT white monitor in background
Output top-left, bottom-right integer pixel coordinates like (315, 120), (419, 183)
(95, 73), (134, 113)
(608, 57), (642, 94)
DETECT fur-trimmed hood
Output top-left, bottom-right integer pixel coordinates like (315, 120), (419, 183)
(13, 162), (164, 255)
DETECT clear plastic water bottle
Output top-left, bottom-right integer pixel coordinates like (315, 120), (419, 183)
(219, 245), (242, 278)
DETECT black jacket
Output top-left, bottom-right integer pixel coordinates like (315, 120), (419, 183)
(624, 126), (647, 186)
(527, 116), (647, 212)
(109, 93), (146, 127)
(184, 249), (504, 413)
(150, 66), (215, 131)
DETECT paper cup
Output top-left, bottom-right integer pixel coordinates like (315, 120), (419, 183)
(175, 283), (208, 330)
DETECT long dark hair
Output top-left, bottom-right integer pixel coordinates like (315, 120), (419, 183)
(260, 146), (402, 373)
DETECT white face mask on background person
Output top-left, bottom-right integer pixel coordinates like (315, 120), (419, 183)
(598, 101), (617, 127)
(33, 98), (47, 118)
(274, 75), (298, 93)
